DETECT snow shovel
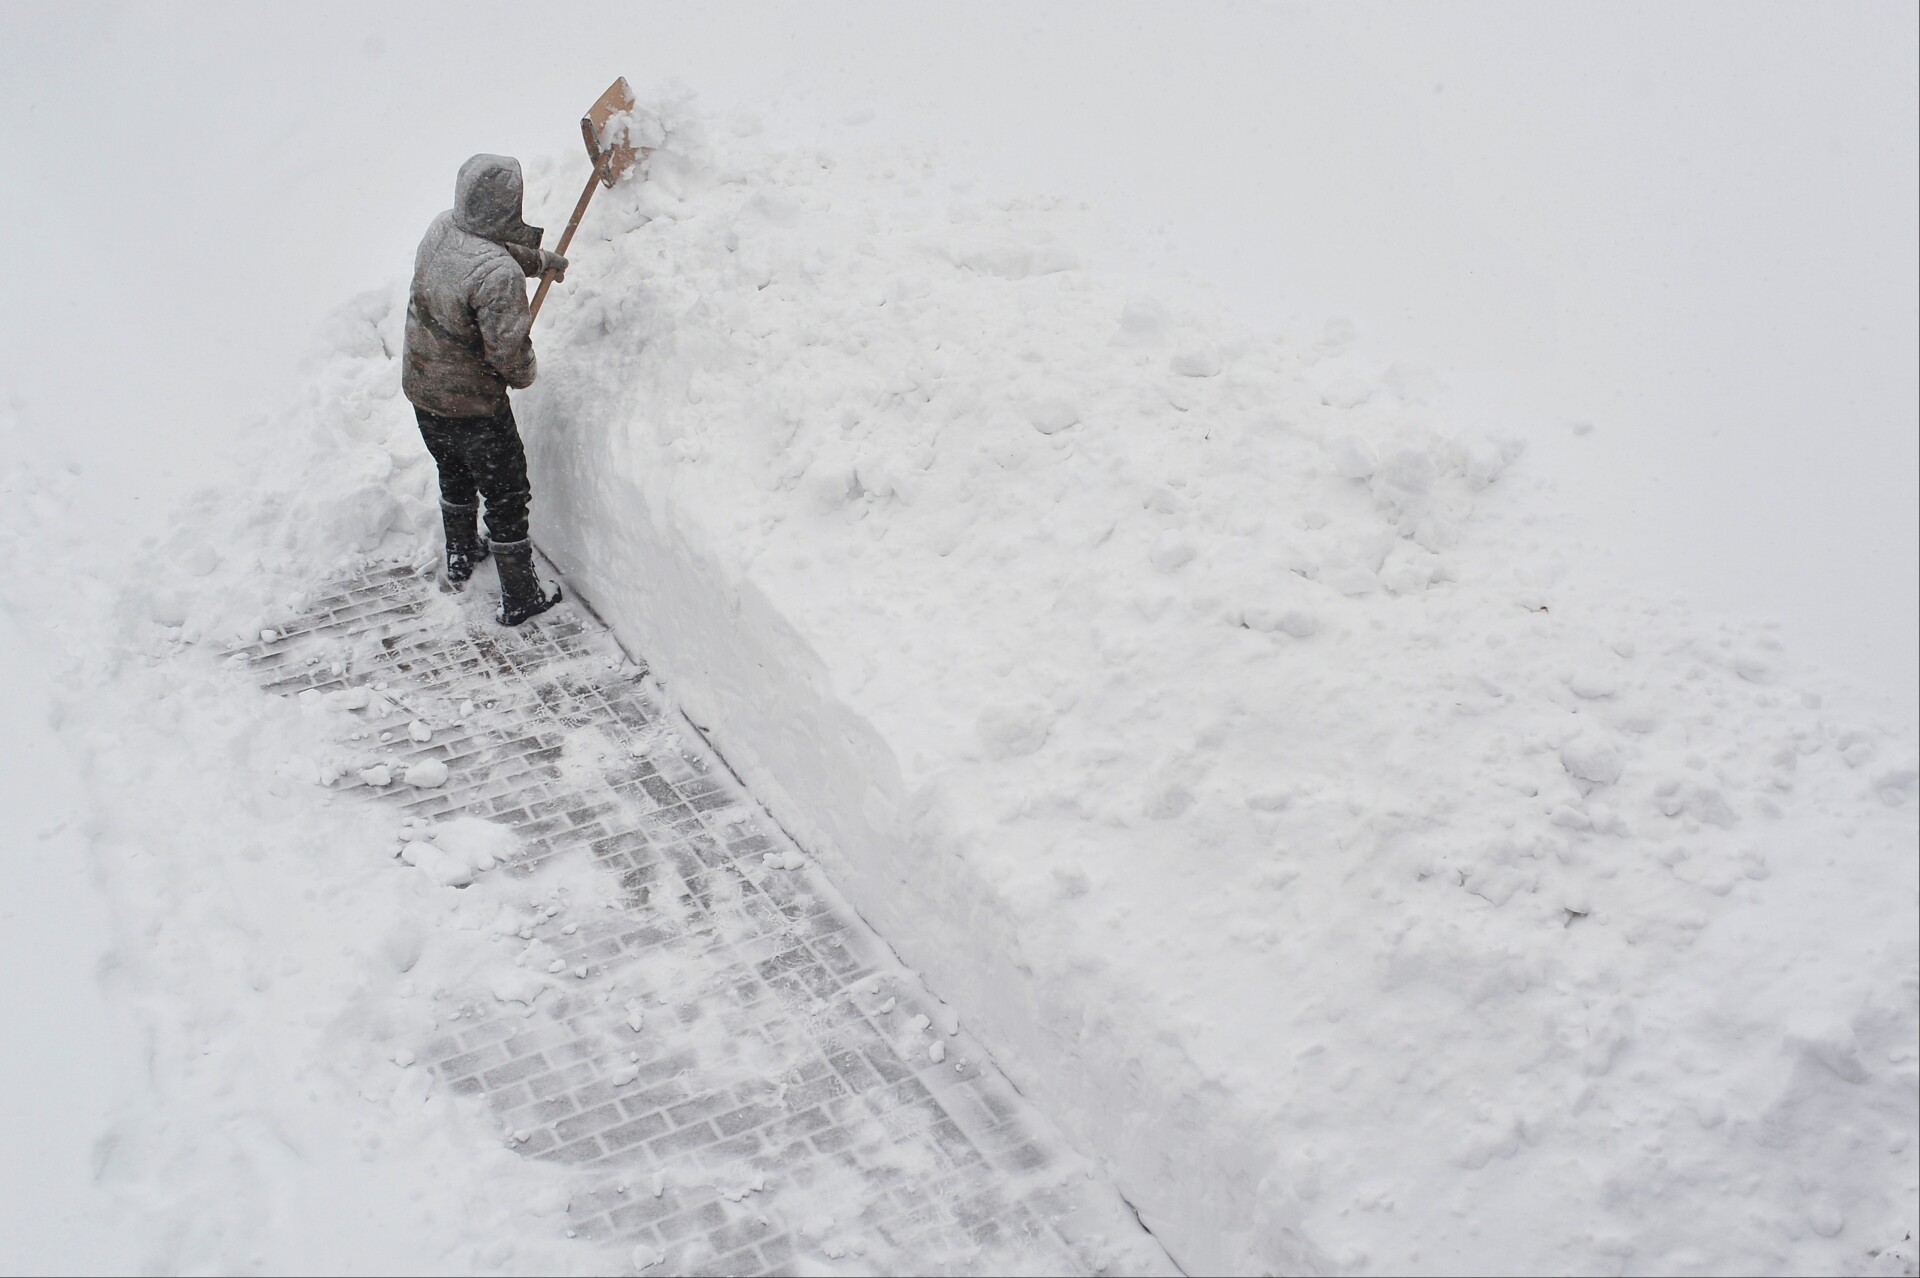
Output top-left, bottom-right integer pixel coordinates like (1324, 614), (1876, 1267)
(528, 76), (648, 322)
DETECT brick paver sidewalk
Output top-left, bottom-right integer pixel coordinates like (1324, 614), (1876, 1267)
(239, 561), (1178, 1277)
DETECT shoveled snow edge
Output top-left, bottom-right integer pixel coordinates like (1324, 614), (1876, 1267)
(526, 410), (1311, 1275)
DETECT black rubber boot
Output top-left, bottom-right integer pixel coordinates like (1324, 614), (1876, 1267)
(492, 539), (562, 626)
(440, 500), (489, 588)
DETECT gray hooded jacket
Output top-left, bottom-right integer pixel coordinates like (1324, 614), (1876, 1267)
(402, 155), (547, 418)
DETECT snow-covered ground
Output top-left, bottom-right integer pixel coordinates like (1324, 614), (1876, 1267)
(2, 4), (1914, 1274)
(0, 605), (146, 1276)
(0, 411), (605, 1272)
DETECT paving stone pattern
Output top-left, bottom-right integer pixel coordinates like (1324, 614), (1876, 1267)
(240, 560), (1177, 1278)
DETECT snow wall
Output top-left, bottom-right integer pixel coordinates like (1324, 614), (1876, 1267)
(519, 105), (1918, 1275)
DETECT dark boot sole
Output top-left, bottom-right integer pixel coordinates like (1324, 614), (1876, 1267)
(497, 585), (563, 627)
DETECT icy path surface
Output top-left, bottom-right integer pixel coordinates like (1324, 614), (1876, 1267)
(239, 561), (1175, 1278)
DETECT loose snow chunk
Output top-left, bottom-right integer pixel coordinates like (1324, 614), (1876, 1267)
(1318, 558), (1380, 597)
(1459, 432), (1521, 490)
(1838, 732), (1875, 769)
(1113, 296), (1171, 347)
(606, 107), (666, 151)
(625, 999), (646, 1033)
(1666, 785), (1738, 829)
(433, 816), (509, 872)
(1785, 1020), (1872, 1085)
(929, 1041), (947, 1064)
(407, 719), (433, 743)
(380, 922), (425, 973)
(1024, 399), (1080, 436)
(1242, 604), (1319, 638)
(631, 1244), (665, 1271)
(1379, 544), (1446, 596)
(1550, 805), (1593, 830)
(888, 273), (933, 304)
(400, 817), (507, 885)
(1560, 736), (1624, 786)
(1413, 510), (1461, 553)
(1150, 532), (1198, 573)
(804, 457), (861, 514)
(401, 839), (477, 887)
(976, 702), (1053, 760)
(180, 544), (219, 577)
(359, 763), (394, 787)
(1874, 768), (1918, 806)
(1568, 671), (1619, 699)
(1369, 448), (1437, 513)
(149, 592), (190, 627)
(405, 758), (450, 788)
(1326, 433), (1377, 481)
(1170, 345), (1223, 378)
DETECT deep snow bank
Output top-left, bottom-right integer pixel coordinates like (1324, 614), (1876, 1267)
(508, 103), (1919, 1274)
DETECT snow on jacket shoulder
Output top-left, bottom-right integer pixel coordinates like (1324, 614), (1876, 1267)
(402, 155), (545, 418)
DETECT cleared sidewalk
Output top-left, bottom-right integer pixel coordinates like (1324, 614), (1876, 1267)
(239, 561), (1176, 1277)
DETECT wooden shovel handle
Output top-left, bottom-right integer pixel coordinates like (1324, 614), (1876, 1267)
(528, 151), (613, 322)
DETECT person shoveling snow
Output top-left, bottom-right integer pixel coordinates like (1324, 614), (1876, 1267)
(400, 83), (644, 626)
(401, 153), (567, 625)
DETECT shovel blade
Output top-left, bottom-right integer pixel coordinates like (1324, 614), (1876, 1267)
(581, 76), (643, 188)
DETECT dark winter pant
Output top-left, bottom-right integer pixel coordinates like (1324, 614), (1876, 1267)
(414, 404), (532, 545)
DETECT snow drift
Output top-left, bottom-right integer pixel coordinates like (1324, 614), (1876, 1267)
(504, 102), (1920, 1275)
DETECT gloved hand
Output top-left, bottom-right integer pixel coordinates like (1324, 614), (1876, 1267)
(538, 249), (569, 282)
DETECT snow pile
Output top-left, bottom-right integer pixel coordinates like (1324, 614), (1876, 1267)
(494, 102), (1919, 1273)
